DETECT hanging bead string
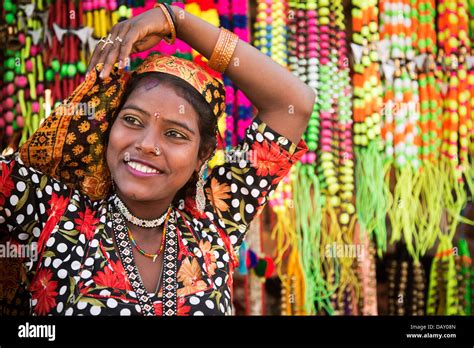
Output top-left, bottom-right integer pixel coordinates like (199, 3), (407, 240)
(387, 244), (427, 316)
(261, 0), (310, 314)
(468, 64), (474, 192)
(387, 258), (397, 315)
(18, 0), (47, 146)
(438, 0), (469, 177)
(3, 1), (23, 147)
(311, 0), (342, 315)
(470, 0), (474, 169)
(11, 3), (28, 147)
(380, 0), (412, 168)
(303, 0), (330, 315)
(282, 0), (324, 315)
(379, 0), (427, 264)
(410, 261), (426, 315)
(333, 0), (355, 231)
(47, 0), (90, 107)
(414, 0), (440, 164)
(397, 260), (408, 316)
(352, 0), (387, 256)
(301, 1), (318, 165)
(352, 0), (381, 149)
(436, 0), (473, 241)
(329, 0), (359, 315)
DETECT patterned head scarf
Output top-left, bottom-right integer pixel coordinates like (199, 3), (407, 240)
(19, 55), (226, 200)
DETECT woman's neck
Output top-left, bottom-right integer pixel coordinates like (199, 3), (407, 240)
(115, 190), (173, 222)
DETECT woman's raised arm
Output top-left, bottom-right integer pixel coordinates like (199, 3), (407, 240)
(94, 6), (316, 145)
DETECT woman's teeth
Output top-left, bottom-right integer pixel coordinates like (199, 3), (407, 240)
(126, 161), (160, 174)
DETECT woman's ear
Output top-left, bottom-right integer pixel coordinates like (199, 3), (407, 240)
(195, 145), (214, 172)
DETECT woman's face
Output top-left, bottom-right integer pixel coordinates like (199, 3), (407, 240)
(106, 80), (204, 203)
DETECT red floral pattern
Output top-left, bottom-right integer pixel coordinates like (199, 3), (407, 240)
(28, 269), (58, 315)
(74, 207), (100, 241)
(37, 193), (70, 253)
(92, 260), (132, 291)
(0, 161), (14, 206)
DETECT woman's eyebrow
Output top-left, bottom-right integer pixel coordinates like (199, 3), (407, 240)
(161, 117), (196, 136)
(121, 104), (150, 116)
(121, 104), (196, 135)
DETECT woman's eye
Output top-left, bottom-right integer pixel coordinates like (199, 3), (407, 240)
(123, 115), (142, 126)
(166, 130), (186, 139)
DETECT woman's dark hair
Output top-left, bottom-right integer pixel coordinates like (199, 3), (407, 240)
(108, 71), (218, 205)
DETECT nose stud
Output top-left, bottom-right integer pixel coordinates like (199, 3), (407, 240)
(154, 146), (161, 156)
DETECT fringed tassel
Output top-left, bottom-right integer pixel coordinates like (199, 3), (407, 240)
(285, 248), (306, 315)
(414, 162), (443, 257)
(292, 166), (323, 315)
(440, 159), (468, 239)
(355, 142), (388, 256)
(388, 165), (420, 260)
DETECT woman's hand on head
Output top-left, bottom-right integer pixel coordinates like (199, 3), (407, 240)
(86, 6), (177, 79)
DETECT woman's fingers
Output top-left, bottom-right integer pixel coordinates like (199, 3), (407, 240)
(86, 36), (105, 74)
(115, 27), (141, 74)
(100, 24), (132, 79)
(86, 10), (167, 79)
(87, 25), (119, 72)
(86, 23), (123, 75)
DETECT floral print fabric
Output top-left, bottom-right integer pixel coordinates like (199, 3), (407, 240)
(0, 117), (307, 315)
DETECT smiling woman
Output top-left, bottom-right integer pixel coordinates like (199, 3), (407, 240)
(0, 4), (314, 316)
(108, 72), (218, 212)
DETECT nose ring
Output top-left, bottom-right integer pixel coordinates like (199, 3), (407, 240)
(154, 146), (161, 156)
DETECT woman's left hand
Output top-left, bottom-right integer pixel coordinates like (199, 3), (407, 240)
(86, 7), (176, 79)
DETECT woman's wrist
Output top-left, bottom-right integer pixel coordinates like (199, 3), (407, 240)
(150, 7), (171, 37)
(170, 5), (184, 38)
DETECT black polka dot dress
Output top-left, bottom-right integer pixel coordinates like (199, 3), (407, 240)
(0, 117), (307, 316)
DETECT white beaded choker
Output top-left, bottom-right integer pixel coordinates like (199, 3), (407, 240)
(113, 195), (170, 229)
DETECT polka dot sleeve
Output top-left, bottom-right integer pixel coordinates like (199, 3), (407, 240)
(203, 117), (308, 248)
(0, 152), (72, 248)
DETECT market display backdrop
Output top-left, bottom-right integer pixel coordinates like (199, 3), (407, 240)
(0, 0), (473, 316)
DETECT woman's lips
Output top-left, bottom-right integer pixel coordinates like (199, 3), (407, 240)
(124, 161), (164, 178)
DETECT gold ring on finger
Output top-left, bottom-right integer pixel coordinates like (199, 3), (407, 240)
(100, 34), (115, 51)
(97, 36), (107, 45)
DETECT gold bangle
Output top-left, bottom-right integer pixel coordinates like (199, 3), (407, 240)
(212, 29), (238, 73)
(208, 28), (239, 73)
(221, 31), (239, 71)
(209, 30), (226, 71)
(154, 3), (176, 45)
